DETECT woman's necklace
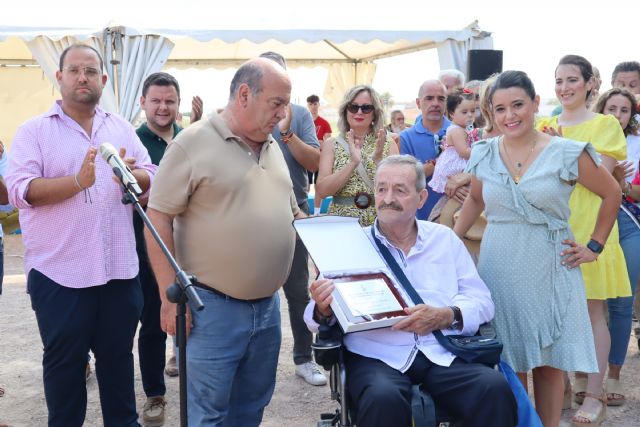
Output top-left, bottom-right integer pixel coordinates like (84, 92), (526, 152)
(502, 137), (537, 184)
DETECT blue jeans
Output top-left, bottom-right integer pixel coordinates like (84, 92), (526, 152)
(186, 287), (281, 427)
(0, 237), (4, 294)
(607, 209), (640, 365)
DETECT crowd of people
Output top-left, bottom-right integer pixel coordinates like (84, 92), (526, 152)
(0, 42), (639, 427)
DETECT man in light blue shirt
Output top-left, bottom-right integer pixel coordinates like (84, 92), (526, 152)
(400, 80), (450, 220)
(305, 155), (516, 427)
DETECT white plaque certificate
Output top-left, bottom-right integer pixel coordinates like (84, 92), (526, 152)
(335, 279), (404, 317)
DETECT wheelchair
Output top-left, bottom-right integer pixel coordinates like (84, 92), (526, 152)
(312, 322), (499, 427)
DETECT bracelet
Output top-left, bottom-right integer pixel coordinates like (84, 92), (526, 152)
(279, 128), (291, 136)
(73, 174), (85, 191)
(281, 130), (294, 144)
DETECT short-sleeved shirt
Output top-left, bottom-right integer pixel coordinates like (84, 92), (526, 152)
(148, 112), (299, 300)
(400, 115), (451, 220)
(314, 115), (332, 141)
(271, 104), (320, 205)
(133, 122), (182, 262)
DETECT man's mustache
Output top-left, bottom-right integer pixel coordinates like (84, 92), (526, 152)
(378, 202), (402, 211)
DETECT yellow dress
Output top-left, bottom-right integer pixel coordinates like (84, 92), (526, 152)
(537, 114), (630, 299)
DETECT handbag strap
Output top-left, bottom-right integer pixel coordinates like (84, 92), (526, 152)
(336, 136), (375, 191)
(370, 226), (449, 343)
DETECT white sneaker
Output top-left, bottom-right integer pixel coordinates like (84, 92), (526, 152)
(295, 361), (327, 386)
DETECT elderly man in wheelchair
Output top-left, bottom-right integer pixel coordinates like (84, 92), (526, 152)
(304, 155), (517, 427)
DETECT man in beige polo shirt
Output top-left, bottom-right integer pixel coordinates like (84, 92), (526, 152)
(146, 57), (304, 426)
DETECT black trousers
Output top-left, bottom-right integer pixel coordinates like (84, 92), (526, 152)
(282, 201), (312, 365)
(345, 351), (518, 427)
(28, 269), (143, 427)
(138, 257), (167, 397)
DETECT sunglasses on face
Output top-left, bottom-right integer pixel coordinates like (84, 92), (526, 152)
(347, 103), (375, 114)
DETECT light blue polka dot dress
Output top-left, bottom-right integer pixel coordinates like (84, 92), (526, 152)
(466, 136), (598, 373)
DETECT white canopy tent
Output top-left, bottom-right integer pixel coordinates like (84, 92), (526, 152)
(0, 22), (493, 144)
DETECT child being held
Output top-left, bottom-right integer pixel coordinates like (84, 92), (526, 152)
(427, 91), (480, 221)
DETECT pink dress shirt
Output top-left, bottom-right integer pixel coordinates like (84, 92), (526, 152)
(6, 101), (156, 288)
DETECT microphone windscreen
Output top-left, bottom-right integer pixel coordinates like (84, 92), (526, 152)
(99, 142), (118, 161)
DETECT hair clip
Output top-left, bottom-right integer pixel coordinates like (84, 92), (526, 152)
(463, 88), (473, 94)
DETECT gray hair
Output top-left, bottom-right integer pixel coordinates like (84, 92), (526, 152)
(464, 80), (482, 91)
(259, 51), (287, 69)
(337, 85), (385, 136)
(438, 69), (465, 85)
(376, 155), (426, 192)
(229, 62), (264, 101)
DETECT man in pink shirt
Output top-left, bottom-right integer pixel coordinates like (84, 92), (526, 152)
(6, 44), (156, 427)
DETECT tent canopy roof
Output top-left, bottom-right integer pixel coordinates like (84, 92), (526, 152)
(0, 21), (491, 68)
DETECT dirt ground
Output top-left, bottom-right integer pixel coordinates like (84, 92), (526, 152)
(1, 233), (639, 426)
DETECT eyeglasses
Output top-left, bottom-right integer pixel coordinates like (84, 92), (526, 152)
(346, 103), (375, 114)
(62, 66), (101, 78)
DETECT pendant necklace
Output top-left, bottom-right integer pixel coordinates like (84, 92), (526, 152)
(502, 138), (537, 184)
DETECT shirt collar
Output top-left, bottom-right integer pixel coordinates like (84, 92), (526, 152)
(413, 115), (450, 136)
(372, 219), (426, 254)
(138, 122), (182, 141)
(207, 111), (275, 150)
(45, 100), (109, 120)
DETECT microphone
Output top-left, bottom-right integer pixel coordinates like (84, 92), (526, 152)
(99, 143), (143, 196)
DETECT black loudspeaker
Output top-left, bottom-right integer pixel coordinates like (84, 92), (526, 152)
(466, 50), (503, 81)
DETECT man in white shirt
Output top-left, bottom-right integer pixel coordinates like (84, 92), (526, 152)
(304, 155), (517, 427)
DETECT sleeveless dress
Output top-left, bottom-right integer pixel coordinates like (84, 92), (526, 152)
(328, 134), (392, 226)
(537, 114), (631, 299)
(466, 136), (598, 372)
(429, 125), (480, 193)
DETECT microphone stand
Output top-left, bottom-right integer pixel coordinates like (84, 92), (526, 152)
(115, 169), (204, 427)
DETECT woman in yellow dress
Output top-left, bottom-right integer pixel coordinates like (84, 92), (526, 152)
(316, 85), (398, 226)
(538, 54), (631, 427)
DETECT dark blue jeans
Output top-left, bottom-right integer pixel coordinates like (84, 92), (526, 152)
(28, 269), (143, 427)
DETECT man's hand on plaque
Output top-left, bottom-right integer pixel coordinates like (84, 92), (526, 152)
(310, 279), (334, 319)
(391, 304), (454, 335)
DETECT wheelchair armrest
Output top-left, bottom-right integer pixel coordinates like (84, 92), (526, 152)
(312, 323), (343, 371)
(477, 321), (497, 339)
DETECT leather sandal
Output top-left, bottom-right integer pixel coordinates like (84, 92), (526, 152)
(573, 376), (587, 404)
(571, 393), (606, 426)
(605, 378), (625, 406)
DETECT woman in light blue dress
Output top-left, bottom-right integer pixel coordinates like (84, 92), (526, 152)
(453, 71), (621, 427)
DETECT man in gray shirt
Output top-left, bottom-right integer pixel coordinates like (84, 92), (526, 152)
(260, 51), (325, 385)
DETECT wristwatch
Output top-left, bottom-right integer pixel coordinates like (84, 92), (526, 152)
(449, 306), (463, 330)
(586, 238), (604, 254)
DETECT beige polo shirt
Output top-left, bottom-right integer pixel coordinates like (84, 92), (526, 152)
(148, 112), (299, 299)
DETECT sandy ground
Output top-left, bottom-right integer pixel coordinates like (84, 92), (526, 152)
(1, 233), (639, 426)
